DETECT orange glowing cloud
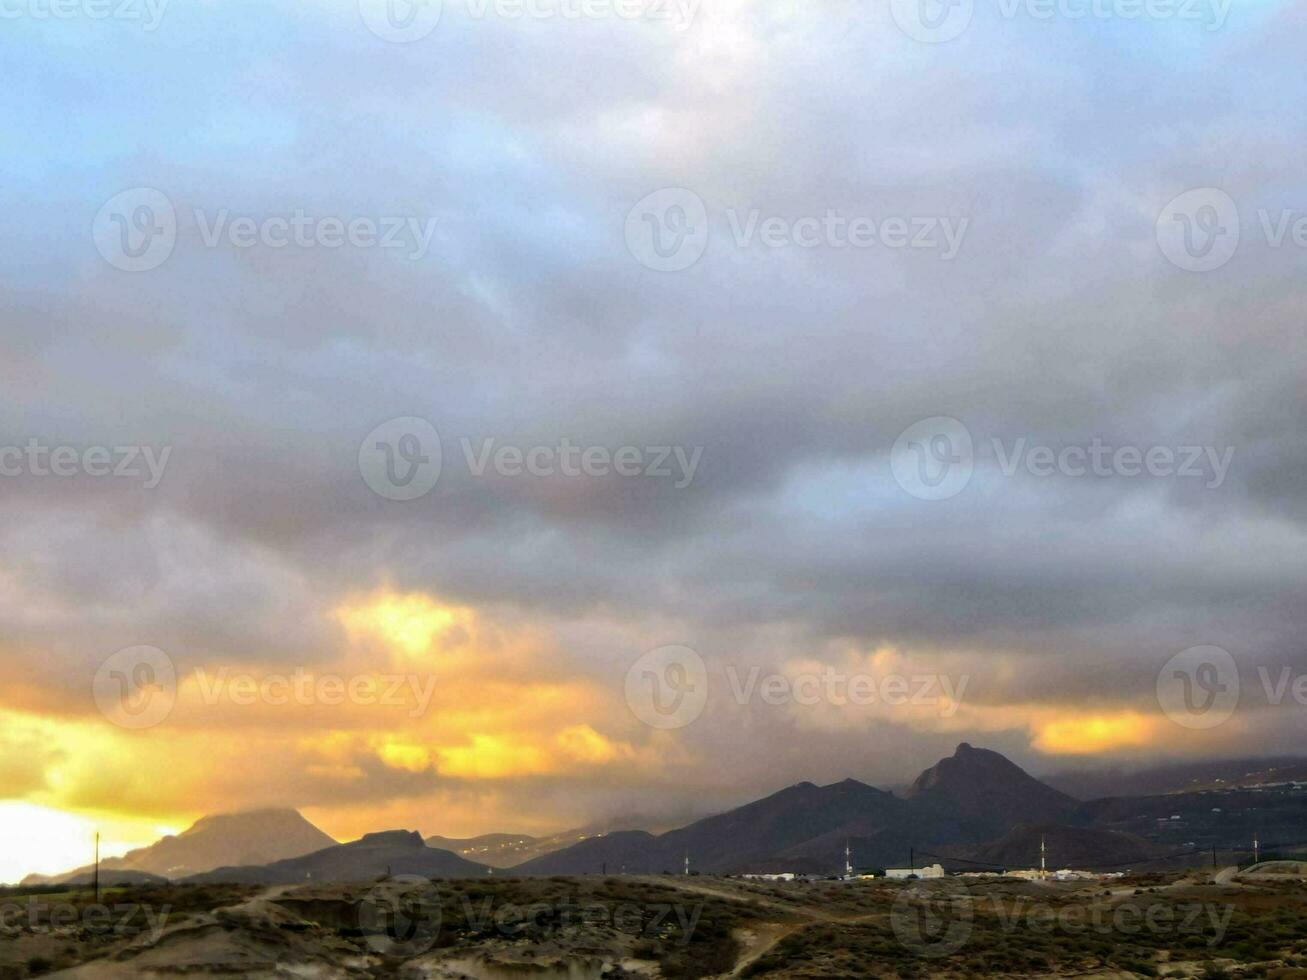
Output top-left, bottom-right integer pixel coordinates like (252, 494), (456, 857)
(1030, 712), (1162, 754)
(335, 591), (467, 661)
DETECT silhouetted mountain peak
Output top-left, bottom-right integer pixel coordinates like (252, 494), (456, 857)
(355, 830), (425, 848)
(826, 778), (873, 790)
(906, 744), (1074, 839)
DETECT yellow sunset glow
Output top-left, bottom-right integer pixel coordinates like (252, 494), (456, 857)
(0, 801), (176, 885)
(1032, 712), (1160, 754)
(0, 587), (1224, 884)
(336, 592), (464, 660)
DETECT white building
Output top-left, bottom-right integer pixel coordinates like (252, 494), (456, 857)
(885, 864), (945, 879)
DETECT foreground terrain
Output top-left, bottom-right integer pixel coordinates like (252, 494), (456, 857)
(2, 867), (1305, 979)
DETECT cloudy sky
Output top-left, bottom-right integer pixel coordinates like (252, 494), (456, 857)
(1, 0), (1304, 882)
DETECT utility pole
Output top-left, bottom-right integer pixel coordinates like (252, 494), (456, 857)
(845, 840), (853, 879)
(1253, 833), (1260, 864)
(93, 832), (100, 903)
(684, 853), (689, 876)
(1040, 835), (1047, 880)
(1211, 845), (1217, 869)
(909, 847), (914, 875)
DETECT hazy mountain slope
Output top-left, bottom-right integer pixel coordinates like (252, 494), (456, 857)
(1045, 757), (1307, 799)
(514, 779), (918, 874)
(184, 830), (490, 884)
(506, 830), (673, 875)
(956, 823), (1159, 871)
(424, 833), (548, 868)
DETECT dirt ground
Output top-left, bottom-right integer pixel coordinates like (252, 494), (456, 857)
(1, 871), (1304, 979)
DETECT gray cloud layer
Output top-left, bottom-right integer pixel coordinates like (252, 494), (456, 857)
(1, 0), (1305, 821)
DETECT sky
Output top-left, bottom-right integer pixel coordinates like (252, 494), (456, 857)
(1, 0), (1305, 883)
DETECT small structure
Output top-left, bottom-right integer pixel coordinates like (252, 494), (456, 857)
(742, 872), (798, 881)
(886, 863), (945, 879)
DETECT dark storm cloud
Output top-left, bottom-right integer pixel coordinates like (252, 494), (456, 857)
(1, 0), (1305, 815)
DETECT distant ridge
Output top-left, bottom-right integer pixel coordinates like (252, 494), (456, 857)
(515, 778), (921, 874)
(425, 813), (671, 868)
(512, 745), (1077, 875)
(1045, 756), (1307, 800)
(185, 830), (490, 884)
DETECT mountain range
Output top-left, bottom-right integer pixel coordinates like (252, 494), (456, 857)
(424, 812), (690, 868)
(185, 830), (490, 884)
(21, 745), (1307, 885)
(513, 743), (1079, 875)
